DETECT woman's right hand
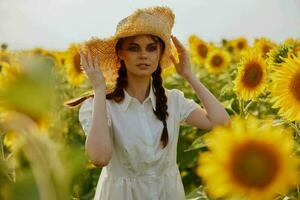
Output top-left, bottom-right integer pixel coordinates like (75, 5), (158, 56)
(80, 48), (106, 91)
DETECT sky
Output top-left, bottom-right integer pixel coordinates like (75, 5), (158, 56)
(0, 0), (300, 51)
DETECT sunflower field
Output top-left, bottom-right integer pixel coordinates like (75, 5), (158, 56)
(0, 35), (300, 200)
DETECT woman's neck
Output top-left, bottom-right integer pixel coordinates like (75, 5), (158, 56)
(125, 76), (151, 103)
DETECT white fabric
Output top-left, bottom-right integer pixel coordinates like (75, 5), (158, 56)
(78, 85), (199, 200)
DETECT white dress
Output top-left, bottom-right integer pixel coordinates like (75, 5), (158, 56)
(79, 85), (199, 200)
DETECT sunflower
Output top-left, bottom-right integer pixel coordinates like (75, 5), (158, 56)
(0, 57), (52, 128)
(53, 51), (67, 67)
(234, 49), (268, 100)
(65, 43), (85, 86)
(271, 55), (300, 121)
(233, 37), (249, 55)
(254, 37), (276, 58)
(284, 38), (300, 56)
(222, 39), (235, 54)
(267, 44), (294, 67)
(197, 116), (299, 200)
(204, 48), (231, 74)
(189, 35), (210, 65)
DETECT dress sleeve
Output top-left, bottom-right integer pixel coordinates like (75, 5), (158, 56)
(173, 89), (199, 123)
(78, 97), (112, 136)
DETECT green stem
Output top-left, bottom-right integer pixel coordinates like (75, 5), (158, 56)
(239, 98), (245, 117)
(0, 132), (16, 183)
(0, 133), (4, 160)
(288, 121), (300, 138)
(297, 184), (300, 200)
(243, 100), (254, 114)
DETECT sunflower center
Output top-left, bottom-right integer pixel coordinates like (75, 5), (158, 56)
(241, 62), (263, 88)
(74, 53), (82, 73)
(197, 44), (208, 58)
(230, 141), (279, 188)
(61, 58), (65, 65)
(211, 55), (224, 68)
(262, 45), (271, 56)
(34, 49), (43, 55)
(289, 71), (300, 101)
(227, 46), (234, 53)
(237, 41), (245, 50)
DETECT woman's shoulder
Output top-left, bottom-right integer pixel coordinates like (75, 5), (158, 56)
(79, 96), (115, 113)
(165, 88), (185, 98)
(79, 97), (94, 113)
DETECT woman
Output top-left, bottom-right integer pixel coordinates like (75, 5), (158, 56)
(68, 6), (230, 200)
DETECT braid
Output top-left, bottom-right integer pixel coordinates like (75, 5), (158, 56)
(106, 61), (128, 102)
(152, 65), (169, 148)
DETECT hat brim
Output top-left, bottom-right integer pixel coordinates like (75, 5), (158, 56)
(81, 6), (176, 86)
(82, 35), (175, 86)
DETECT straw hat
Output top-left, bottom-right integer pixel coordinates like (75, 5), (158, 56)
(81, 6), (175, 86)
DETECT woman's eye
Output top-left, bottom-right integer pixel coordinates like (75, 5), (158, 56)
(147, 45), (158, 51)
(128, 46), (139, 51)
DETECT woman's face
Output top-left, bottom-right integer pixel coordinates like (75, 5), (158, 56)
(117, 35), (163, 78)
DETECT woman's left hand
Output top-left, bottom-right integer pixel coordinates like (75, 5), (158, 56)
(170, 35), (193, 79)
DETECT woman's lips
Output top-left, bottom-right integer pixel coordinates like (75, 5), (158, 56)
(136, 63), (151, 69)
(136, 63), (150, 67)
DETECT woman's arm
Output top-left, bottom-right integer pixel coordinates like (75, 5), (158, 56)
(80, 49), (112, 167)
(183, 72), (231, 130)
(170, 36), (231, 130)
(85, 88), (112, 167)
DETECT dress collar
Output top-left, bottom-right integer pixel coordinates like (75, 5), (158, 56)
(121, 80), (156, 112)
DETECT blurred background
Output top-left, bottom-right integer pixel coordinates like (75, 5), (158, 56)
(1, 0), (300, 50)
(0, 0), (300, 200)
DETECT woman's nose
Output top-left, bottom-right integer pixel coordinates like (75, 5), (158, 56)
(139, 49), (148, 58)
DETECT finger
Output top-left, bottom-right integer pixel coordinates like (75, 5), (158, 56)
(171, 36), (187, 61)
(79, 49), (87, 67)
(94, 56), (100, 71)
(87, 48), (93, 68)
(169, 55), (177, 65)
(172, 36), (187, 56)
(171, 35), (184, 51)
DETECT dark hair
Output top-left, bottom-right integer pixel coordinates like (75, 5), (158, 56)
(64, 35), (169, 148)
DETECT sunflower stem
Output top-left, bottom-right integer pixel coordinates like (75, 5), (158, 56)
(243, 100), (253, 114)
(297, 121), (300, 132)
(239, 98), (245, 117)
(288, 121), (300, 138)
(294, 121), (300, 137)
(297, 184), (300, 200)
(0, 132), (16, 183)
(0, 133), (4, 160)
